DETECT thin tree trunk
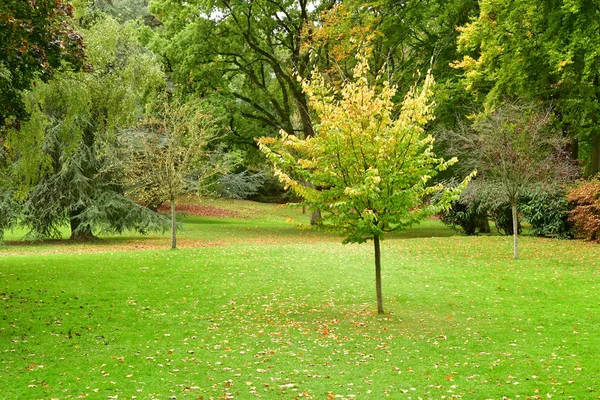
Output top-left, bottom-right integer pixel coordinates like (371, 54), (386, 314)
(171, 196), (177, 249)
(511, 202), (518, 259)
(374, 234), (384, 314)
(589, 75), (600, 176)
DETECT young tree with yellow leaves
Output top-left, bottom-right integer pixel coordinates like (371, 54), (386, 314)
(259, 51), (473, 314)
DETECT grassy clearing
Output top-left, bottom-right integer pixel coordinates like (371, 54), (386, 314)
(1, 199), (600, 399)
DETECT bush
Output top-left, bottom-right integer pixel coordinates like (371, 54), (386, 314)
(247, 171), (300, 203)
(567, 177), (600, 240)
(216, 170), (266, 200)
(520, 189), (572, 238)
(440, 200), (490, 235)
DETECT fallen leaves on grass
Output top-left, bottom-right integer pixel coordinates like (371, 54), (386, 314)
(157, 204), (243, 218)
(0, 238), (223, 256)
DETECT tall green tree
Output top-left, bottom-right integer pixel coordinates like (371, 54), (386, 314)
(0, 0), (86, 132)
(3, 16), (167, 240)
(145, 0), (335, 147)
(454, 0), (600, 173)
(308, 0), (479, 128)
(259, 52), (472, 314)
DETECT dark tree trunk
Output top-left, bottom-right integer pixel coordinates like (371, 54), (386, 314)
(304, 181), (321, 225)
(297, 94), (314, 138)
(374, 234), (384, 314)
(568, 137), (579, 165)
(589, 75), (600, 176)
(477, 214), (491, 233)
(589, 131), (600, 176)
(69, 206), (94, 240)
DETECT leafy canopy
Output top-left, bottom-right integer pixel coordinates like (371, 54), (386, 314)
(0, 0), (85, 131)
(119, 97), (223, 206)
(259, 51), (472, 244)
(445, 102), (576, 205)
(453, 0), (600, 172)
(0, 15), (167, 239)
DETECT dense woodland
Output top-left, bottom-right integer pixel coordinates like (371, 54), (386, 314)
(1, 0), (600, 245)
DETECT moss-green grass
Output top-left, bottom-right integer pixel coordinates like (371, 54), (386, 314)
(1, 199), (599, 399)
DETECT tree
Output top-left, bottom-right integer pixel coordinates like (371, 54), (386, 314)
(119, 98), (223, 249)
(307, 0), (479, 129)
(442, 102), (577, 258)
(0, 0), (85, 132)
(453, 0), (600, 173)
(144, 0), (340, 222)
(146, 0), (328, 141)
(0, 147), (19, 242)
(259, 52), (471, 314)
(2, 16), (167, 240)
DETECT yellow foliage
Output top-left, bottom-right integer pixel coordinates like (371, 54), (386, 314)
(258, 45), (472, 242)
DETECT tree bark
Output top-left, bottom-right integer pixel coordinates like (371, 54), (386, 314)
(310, 209), (321, 225)
(304, 181), (321, 225)
(69, 205), (94, 240)
(568, 137), (579, 165)
(511, 202), (518, 259)
(171, 197), (177, 249)
(374, 234), (384, 314)
(589, 131), (600, 176)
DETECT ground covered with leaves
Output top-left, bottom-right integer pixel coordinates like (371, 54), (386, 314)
(1, 199), (599, 399)
(156, 203), (243, 219)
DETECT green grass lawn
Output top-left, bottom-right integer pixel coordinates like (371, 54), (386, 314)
(1, 199), (599, 399)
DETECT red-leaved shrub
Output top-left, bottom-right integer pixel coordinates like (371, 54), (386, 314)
(567, 177), (600, 240)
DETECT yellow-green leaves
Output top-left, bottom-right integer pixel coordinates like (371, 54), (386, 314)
(259, 48), (471, 243)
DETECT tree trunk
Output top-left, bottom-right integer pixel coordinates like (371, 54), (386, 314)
(589, 74), (600, 176)
(69, 206), (94, 240)
(303, 180), (321, 225)
(589, 131), (600, 176)
(310, 209), (321, 225)
(477, 214), (491, 234)
(374, 234), (384, 314)
(171, 197), (177, 249)
(298, 95), (315, 139)
(511, 202), (518, 259)
(568, 137), (579, 165)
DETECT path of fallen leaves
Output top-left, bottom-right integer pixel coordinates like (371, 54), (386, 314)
(0, 204), (240, 256)
(0, 238), (224, 256)
(0, 203), (331, 256)
(156, 203), (243, 218)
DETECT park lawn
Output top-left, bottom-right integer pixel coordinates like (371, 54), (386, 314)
(1, 199), (599, 399)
